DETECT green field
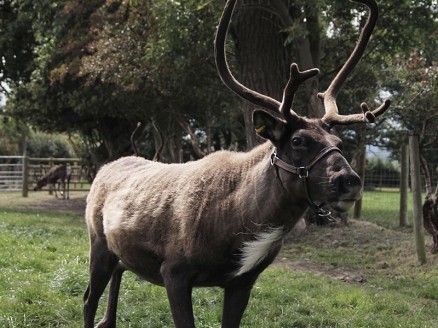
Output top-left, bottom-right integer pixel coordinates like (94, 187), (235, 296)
(0, 191), (437, 327)
(360, 188), (417, 229)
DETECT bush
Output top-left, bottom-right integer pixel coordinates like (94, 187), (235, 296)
(26, 131), (74, 158)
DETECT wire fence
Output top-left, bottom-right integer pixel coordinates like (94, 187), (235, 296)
(363, 147), (437, 192)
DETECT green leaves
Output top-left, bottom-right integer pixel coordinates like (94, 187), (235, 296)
(2, 0), (436, 164)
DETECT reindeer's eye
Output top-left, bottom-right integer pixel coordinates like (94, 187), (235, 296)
(292, 137), (302, 147)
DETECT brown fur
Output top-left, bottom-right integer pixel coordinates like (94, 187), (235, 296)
(423, 191), (438, 253)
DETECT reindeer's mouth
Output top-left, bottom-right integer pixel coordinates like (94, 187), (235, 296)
(330, 199), (356, 212)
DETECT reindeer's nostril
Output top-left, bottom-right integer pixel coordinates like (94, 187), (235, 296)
(347, 174), (362, 188)
(335, 172), (362, 195)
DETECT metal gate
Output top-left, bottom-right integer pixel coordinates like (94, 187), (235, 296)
(0, 156), (90, 196)
(0, 156), (24, 192)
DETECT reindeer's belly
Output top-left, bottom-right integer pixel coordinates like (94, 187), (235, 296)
(105, 223), (282, 289)
(105, 228), (240, 287)
(105, 225), (240, 287)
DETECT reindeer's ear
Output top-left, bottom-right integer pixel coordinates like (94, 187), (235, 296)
(252, 110), (288, 142)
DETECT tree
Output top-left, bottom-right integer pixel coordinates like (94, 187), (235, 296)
(0, 116), (26, 155)
(367, 0), (437, 154)
(0, 0), (36, 91)
(5, 0), (241, 166)
(384, 52), (437, 164)
(229, 0), (436, 154)
(2, 0), (436, 169)
(230, 0), (323, 148)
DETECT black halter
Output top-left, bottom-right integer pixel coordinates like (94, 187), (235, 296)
(270, 146), (343, 222)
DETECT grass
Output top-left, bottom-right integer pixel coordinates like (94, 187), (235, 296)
(0, 205), (87, 327)
(0, 191), (437, 327)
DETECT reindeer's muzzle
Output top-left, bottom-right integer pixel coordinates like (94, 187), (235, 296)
(330, 169), (362, 212)
(271, 146), (362, 219)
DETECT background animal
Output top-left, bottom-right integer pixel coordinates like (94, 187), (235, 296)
(423, 179), (438, 253)
(83, 0), (389, 327)
(34, 163), (72, 199)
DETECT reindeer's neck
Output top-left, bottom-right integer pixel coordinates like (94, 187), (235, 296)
(228, 142), (308, 233)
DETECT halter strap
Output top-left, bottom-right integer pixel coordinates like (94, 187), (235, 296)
(270, 146), (343, 221)
(271, 146), (342, 177)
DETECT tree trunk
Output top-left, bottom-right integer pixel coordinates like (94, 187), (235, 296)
(231, 0), (321, 149)
(232, 2), (287, 149)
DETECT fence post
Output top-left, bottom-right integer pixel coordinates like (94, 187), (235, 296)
(22, 156), (29, 197)
(353, 143), (366, 219)
(48, 157), (54, 195)
(399, 144), (409, 226)
(409, 134), (427, 264)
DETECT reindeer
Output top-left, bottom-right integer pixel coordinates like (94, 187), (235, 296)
(423, 181), (438, 253)
(34, 163), (72, 199)
(416, 119), (438, 253)
(83, 0), (390, 327)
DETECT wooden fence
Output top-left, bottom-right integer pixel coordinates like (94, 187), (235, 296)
(0, 156), (90, 197)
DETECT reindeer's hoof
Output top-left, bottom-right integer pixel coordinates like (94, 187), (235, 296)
(96, 319), (116, 328)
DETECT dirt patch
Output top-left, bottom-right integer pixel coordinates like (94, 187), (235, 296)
(275, 218), (437, 284)
(275, 258), (366, 284)
(0, 191), (88, 214)
(30, 193), (87, 214)
(284, 218), (408, 248)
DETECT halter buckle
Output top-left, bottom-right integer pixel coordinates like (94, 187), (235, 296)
(298, 167), (308, 179)
(270, 151), (278, 166)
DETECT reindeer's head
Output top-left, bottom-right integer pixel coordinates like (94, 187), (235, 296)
(215, 0), (390, 215)
(34, 178), (47, 191)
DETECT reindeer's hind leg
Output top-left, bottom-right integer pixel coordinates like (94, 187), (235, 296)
(84, 236), (119, 328)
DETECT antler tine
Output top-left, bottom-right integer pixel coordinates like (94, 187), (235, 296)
(319, 0), (390, 126)
(214, 0), (281, 114)
(280, 63), (319, 123)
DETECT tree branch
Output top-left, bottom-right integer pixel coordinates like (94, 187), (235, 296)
(175, 115), (206, 159)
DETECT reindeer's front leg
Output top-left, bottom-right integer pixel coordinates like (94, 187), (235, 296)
(161, 260), (195, 328)
(59, 178), (66, 199)
(221, 274), (259, 328)
(53, 183), (59, 199)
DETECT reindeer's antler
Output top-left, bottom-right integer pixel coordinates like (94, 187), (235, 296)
(214, 0), (318, 123)
(319, 0), (390, 127)
(280, 64), (319, 123)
